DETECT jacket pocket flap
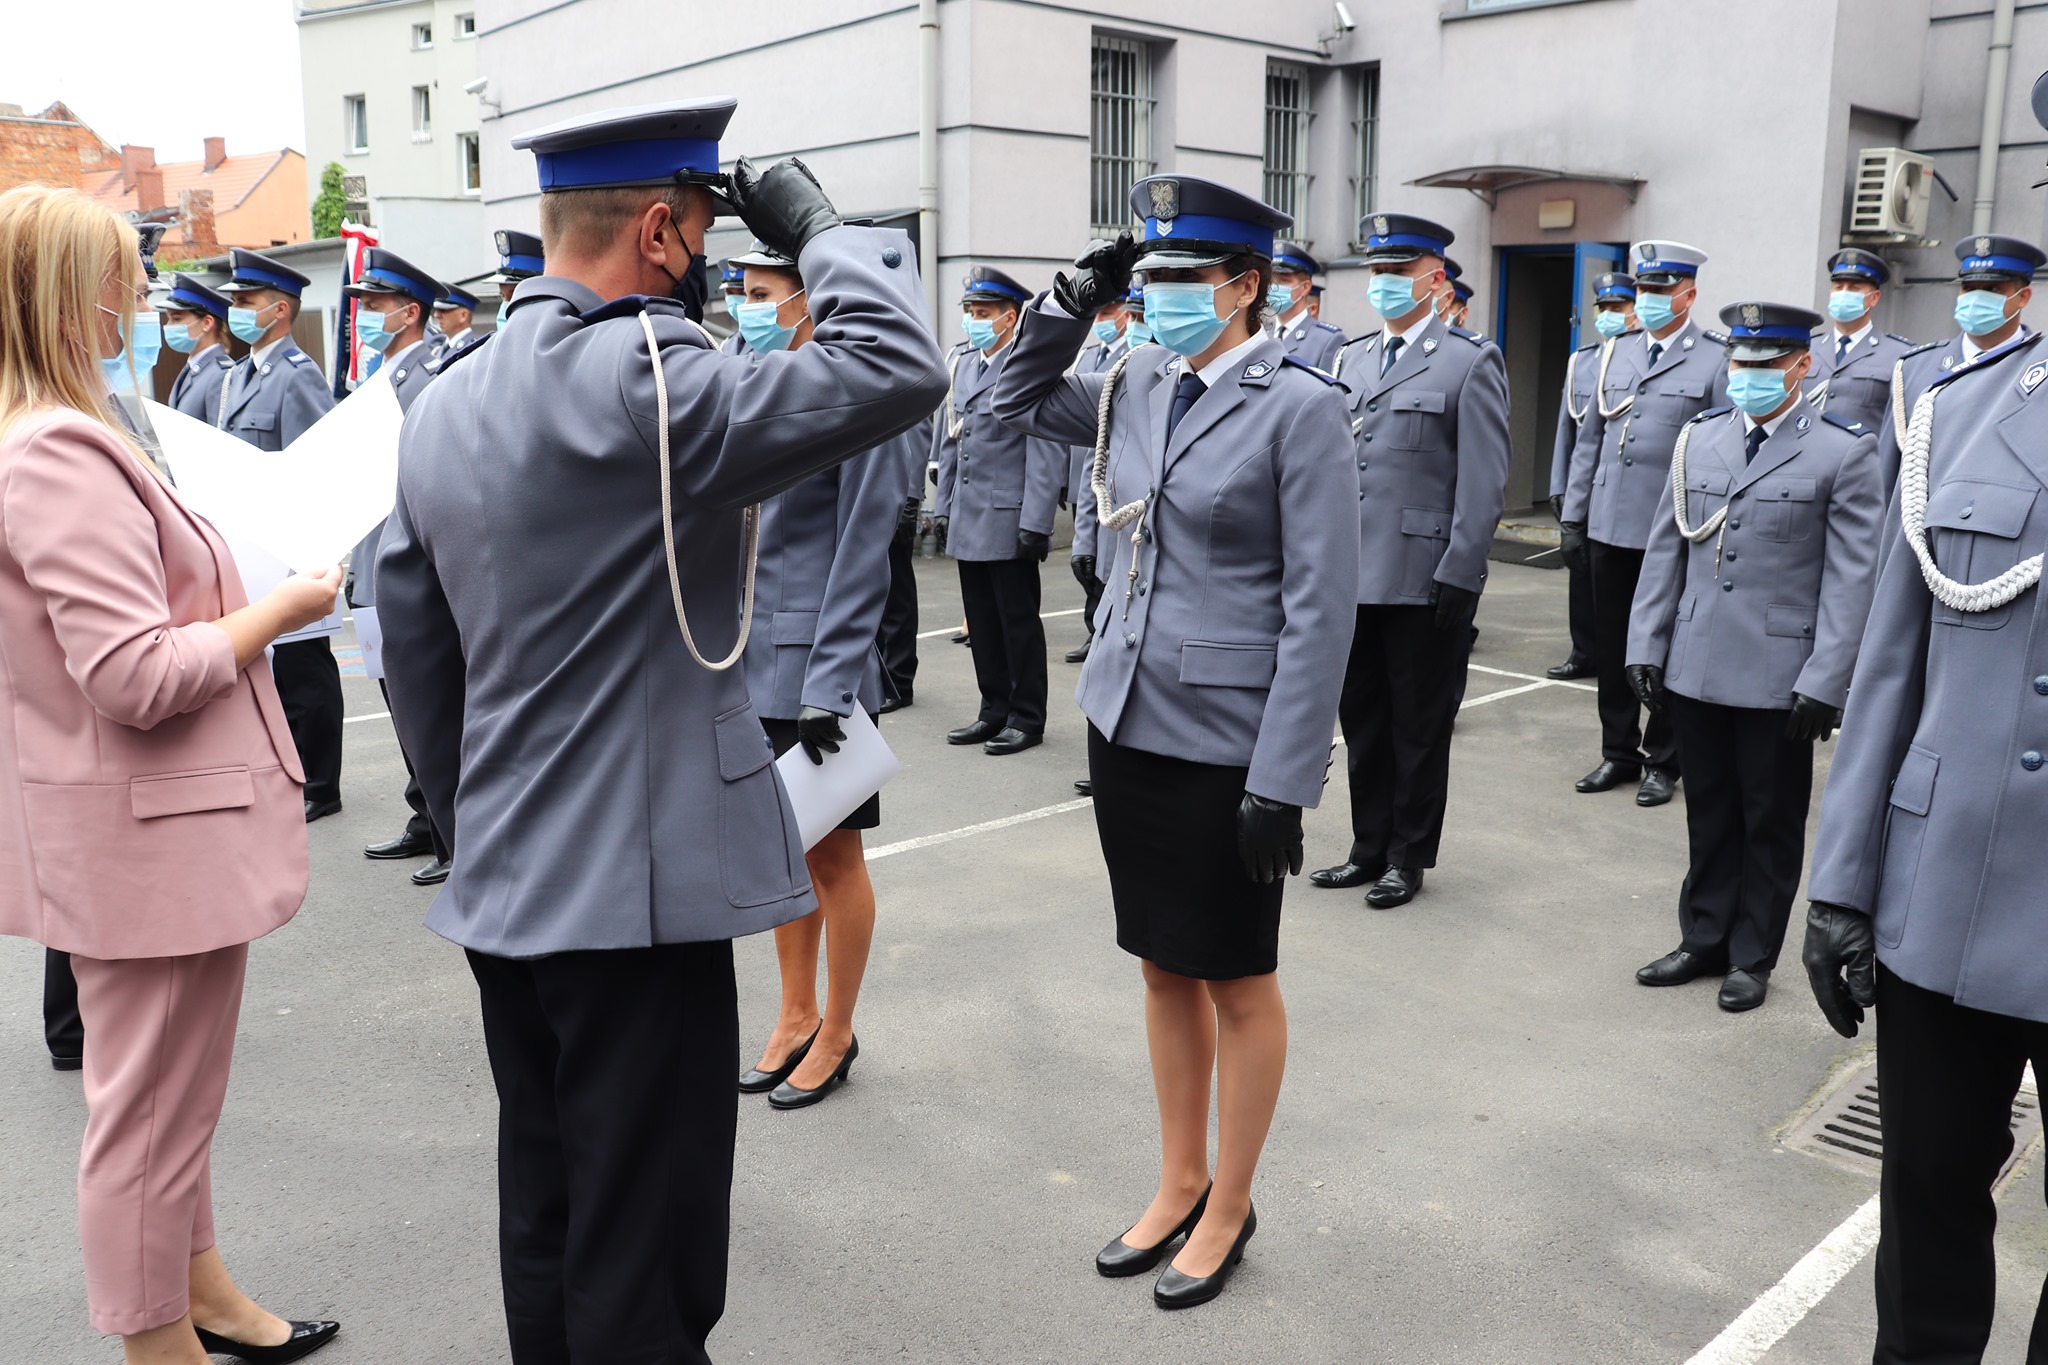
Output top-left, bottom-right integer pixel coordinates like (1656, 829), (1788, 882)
(241, 411), (276, 431)
(713, 704), (774, 781)
(130, 766), (254, 820)
(1391, 391), (1446, 414)
(1689, 470), (1732, 495)
(1676, 592), (1697, 622)
(1179, 641), (1278, 688)
(1399, 506), (1451, 538)
(991, 488), (1023, 510)
(1924, 480), (2034, 538)
(1754, 476), (1817, 503)
(1764, 603), (1818, 638)
(1888, 745), (1938, 816)
(770, 610), (819, 645)
(1662, 380), (1708, 398)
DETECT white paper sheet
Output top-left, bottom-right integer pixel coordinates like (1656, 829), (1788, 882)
(353, 605), (385, 679)
(773, 708), (903, 851)
(212, 522), (343, 643)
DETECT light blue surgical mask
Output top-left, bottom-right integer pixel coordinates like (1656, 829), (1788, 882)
(1092, 318), (1123, 345)
(1955, 288), (2014, 337)
(962, 313), (1000, 352)
(228, 304), (270, 345)
(1126, 321), (1152, 348)
(1593, 309), (1629, 339)
(1143, 273), (1246, 357)
(496, 300), (512, 329)
(127, 312), (161, 370)
(1635, 291), (1677, 331)
(1727, 365), (1792, 418)
(735, 292), (806, 353)
(354, 305), (397, 353)
(163, 321), (197, 353)
(1266, 285), (1296, 317)
(1367, 271), (1422, 319)
(1827, 290), (1870, 323)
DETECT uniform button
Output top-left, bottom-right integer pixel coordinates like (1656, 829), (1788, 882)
(1730, 519), (1741, 530)
(1137, 582), (1148, 596)
(1960, 504), (1974, 519)
(1731, 493), (1743, 502)
(1802, 624), (1812, 635)
(882, 246), (902, 268)
(840, 690), (854, 703)
(1367, 401), (1379, 412)
(1722, 582), (1734, 592)
(1141, 529), (1152, 542)
(1725, 551), (1737, 561)
(1623, 457), (1634, 466)
(2034, 676), (2048, 695)
(2025, 750), (2044, 771)
(1123, 633), (1136, 648)
(1358, 460), (1368, 470)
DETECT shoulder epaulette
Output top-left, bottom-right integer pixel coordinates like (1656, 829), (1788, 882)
(1313, 318), (1342, 335)
(1901, 338), (1945, 359)
(1448, 325), (1485, 345)
(1701, 330), (1730, 346)
(283, 350), (316, 367)
(577, 294), (657, 325)
(1886, 333), (1916, 346)
(1929, 331), (2041, 392)
(1684, 405), (1733, 426)
(212, 353), (235, 369)
(1573, 340), (1601, 355)
(1820, 412), (1867, 433)
(1279, 356), (1340, 384)
(434, 331), (493, 375)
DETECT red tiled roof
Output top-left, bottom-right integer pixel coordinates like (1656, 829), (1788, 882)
(81, 151), (290, 217)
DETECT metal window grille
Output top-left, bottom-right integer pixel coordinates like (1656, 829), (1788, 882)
(1091, 36), (1154, 236)
(1264, 61), (1312, 225)
(1351, 66), (1380, 238)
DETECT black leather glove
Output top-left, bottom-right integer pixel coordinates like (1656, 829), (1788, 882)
(895, 497), (921, 547)
(794, 706), (848, 766)
(1052, 233), (1139, 319)
(930, 514), (949, 553)
(1071, 554), (1097, 590)
(1235, 793), (1305, 885)
(1784, 692), (1842, 743)
(1547, 494), (1565, 523)
(1429, 581), (1479, 632)
(728, 156), (841, 261)
(1559, 520), (1590, 573)
(1803, 901), (1877, 1038)
(1018, 529), (1051, 562)
(1626, 663), (1666, 713)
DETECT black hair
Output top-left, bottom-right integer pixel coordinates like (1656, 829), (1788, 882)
(1226, 253), (1276, 336)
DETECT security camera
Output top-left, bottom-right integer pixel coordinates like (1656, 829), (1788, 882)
(463, 76), (490, 95)
(1333, 2), (1356, 31)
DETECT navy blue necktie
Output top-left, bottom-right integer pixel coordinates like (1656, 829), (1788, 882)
(1381, 335), (1404, 377)
(1744, 425), (1766, 465)
(1646, 341), (1663, 371)
(1836, 335), (1852, 368)
(1166, 371), (1205, 441)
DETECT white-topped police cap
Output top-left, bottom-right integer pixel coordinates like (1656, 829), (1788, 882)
(730, 239), (796, 269)
(960, 266), (1030, 306)
(1630, 240), (1707, 284)
(343, 247), (443, 307)
(511, 98), (738, 199)
(1358, 213), (1454, 264)
(1129, 175), (1290, 271)
(1718, 301), (1824, 361)
(1594, 271), (1637, 301)
(1827, 248), (1890, 287)
(486, 229), (544, 283)
(218, 247), (312, 297)
(1954, 233), (2045, 282)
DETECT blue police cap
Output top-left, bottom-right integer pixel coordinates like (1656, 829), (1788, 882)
(1129, 175), (1291, 271)
(435, 285), (480, 312)
(1827, 248), (1890, 287)
(1126, 283), (1146, 311)
(1360, 213), (1454, 264)
(1955, 233), (2045, 282)
(1718, 301), (1824, 361)
(511, 98), (737, 200)
(487, 229), (544, 284)
(218, 248), (311, 298)
(1451, 279), (1473, 303)
(1629, 240), (1707, 284)
(156, 273), (229, 319)
(1594, 271), (1637, 301)
(1442, 255), (1464, 281)
(719, 258), (747, 288)
(960, 266), (1030, 306)
(1309, 283), (1324, 297)
(344, 247), (443, 308)
(1272, 240), (1320, 277)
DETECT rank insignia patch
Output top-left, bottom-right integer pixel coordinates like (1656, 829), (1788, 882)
(2023, 360), (2048, 395)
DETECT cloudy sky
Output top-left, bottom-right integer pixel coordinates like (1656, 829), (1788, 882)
(2, 0), (306, 160)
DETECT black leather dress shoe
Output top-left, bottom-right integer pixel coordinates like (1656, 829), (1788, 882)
(1154, 1205), (1256, 1310)
(303, 798), (342, 822)
(1546, 658), (1595, 681)
(1097, 1186), (1210, 1277)
(194, 1319), (340, 1363)
(983, 727), (1043, 756)
(947, 719), (1002, 745)
(410, 857), (451, 886)
(50, 1053), (82, 1073)
(1574, 761), (1642, 794)
(1308, 861), (1381, 889)
(1636, 769), (1678, 807)
(950, 631), (971, 645)
(1718, 968), (1770, 1013)
(877, 693), (912, 715)
(769, 1036), (858, 1109)
(1074, 778), (1093, 796)
(1365, 866), (1424, 909)
(364, 831), (432, 860)
(739, 1026), (818, 1094)
(1064, 640), (1092, 664)
(1636, 949), (1726, 987)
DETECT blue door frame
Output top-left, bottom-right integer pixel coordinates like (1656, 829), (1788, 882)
(1490, 241), (1627, 352)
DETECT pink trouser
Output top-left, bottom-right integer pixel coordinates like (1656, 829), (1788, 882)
(70, 943), (247, 1335)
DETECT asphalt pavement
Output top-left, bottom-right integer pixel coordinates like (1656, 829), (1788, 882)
(1, 553), (2041, 1364)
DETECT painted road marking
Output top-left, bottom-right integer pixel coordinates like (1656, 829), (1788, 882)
(1685, 1196), (1881, 1364)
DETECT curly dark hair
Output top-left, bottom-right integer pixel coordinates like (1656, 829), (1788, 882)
(1225, 253), (1276, 337)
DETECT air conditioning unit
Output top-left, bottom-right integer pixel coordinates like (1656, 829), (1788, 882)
(1848, 147), (1933, 240)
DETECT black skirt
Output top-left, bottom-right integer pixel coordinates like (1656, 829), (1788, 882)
(761, 716), (882, 831)
(1087, 724), (1283, 980)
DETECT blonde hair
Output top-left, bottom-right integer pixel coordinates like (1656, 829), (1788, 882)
(0, 185), (143, 444)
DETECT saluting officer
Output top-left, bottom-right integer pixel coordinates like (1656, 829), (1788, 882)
(1626, 303), (1882, 1012)
(1064, 281), (1139, 667)
(483, 228), (545, 328)
(1547, 272), (1639, 682)
(427, 284), (478, 367)
(932, 266), (1065, 755)
(1306, 213), (1512, 909)
(1561, 240), (1728, 808)
(1803, 248), (1912, 444)
(1269, 240), (1345, 369)
(376, 99), (946, 1362)
(158, 274), (236, 424)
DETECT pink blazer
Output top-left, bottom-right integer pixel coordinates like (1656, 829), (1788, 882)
(0, 407), (307, 959)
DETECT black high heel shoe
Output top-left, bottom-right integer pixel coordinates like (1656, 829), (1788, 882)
(768, 1035), (857, 1109)
(193, 1319), (340, 1362)
(1095, 1184), (1211, 1277)
(1153, 1204), (1256, 1310)
(738, 1026), (818, 1094)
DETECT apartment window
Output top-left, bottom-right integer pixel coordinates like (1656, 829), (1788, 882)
(455, 11), (476, 37)
(1351, 65), (1380, 235)
(1264, 60), (1313, 226)
(459, 133), (481, 193)
(345, 94), (369, 154)
(412, 85), (433, 139)
(411, 21), (433, 48)
(1090, 35), (1154, 236)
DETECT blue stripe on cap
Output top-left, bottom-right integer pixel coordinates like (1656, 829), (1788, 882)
(1961, 254), (2038, 276)
(1144, 213), (1277, 259)
(1636, 259), (1699, 276)
(1832, 261), (1883, 281)
(1729, 323), (1812, 341)
(233, 263), (305, 295)
(1365, 231), (1449, 254)
(1595, 282), (1637, 298)
(534, 136), (721, 190)
(1273, 250), (1316, 274)
(163, 285), (227, 317)
(364, 266), (435, 301)
(962, 278), (1030, 304)
(502, 252), (545, 274)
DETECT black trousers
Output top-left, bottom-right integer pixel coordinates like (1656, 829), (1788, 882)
(957, 556), (1047, 733)
(1587, 539), (1678, 772)
(42, 948), (81, 1060)
(378, 680), (449, 862)
(1665, 694), (1811, 971)
(1079, 574), (1104, 639)
(467, 942), (739, 1365)
(1872, 964), (2048, 1364)
(1566, 555), (1596, 667)
(877, 528), (920, 702)
(271, 638), (343, 804)
(1337, 603), (1467, 870)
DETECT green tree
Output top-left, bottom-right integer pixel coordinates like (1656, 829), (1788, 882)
(311, 161), (348, 239)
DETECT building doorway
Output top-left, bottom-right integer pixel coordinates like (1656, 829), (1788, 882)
(1491, 241), (1625, 511)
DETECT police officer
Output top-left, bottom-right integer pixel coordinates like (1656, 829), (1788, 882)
(484, 228), (545, 325)
(1307, 283), (1325, 321)
(1801, 249), (1912, 447)
(216, 248), (344, 819)
(1561, 240), (1727, 807)
(343, 248), (452, 885)
(427, 284), (478, 366)
(159, 274), (236, 423)
(1065, 280), (1139, 666)
(1269, 240), (1345, 369)
(932, 266), (1064, 755)
(376, 99), (946, 1363)
(1307, 213), (1512, 909)
(1626, 302), (1882, 1012)
(1547, 272), (1639, 681)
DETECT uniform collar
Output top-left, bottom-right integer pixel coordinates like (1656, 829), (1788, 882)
(1831, 320), (1873, 352)
(1184, 329), (1267, 388)
(385, 338), (430, 373)
(1963, 323), (2031, 364)
(1645, 319), (1693, 355)
(1742, 393), (1803, 440)
(186, 342), (226, 372)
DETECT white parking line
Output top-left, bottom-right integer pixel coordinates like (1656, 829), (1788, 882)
(915, 608), (1084, 640)
(344, 710), (391, 725)
(1469, 662), (1598, 693)
(1460, 680), (1554, 708)
(866, 798), (1094, 861)
(1685, 1196), (1881, 1364)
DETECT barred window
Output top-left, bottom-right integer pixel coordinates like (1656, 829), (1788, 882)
(1091, 36), (1155, 236)
(1264, 61), (1312, 225)
(1351, 66), (1380, 237)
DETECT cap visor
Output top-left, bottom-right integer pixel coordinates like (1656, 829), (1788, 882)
(1957, 269), (2029, 283)
(1727, 342), (1801, 362)
(1131, 247), (1233, 271)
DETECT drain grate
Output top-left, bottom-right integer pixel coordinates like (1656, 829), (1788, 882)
(1786, 1060), (2042, 1185)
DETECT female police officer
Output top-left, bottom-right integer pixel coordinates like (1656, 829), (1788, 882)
(993, 175), (1357, 1309)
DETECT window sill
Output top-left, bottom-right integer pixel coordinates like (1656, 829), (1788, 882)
(1442, 0), (1615, 20)
(412, 133), (433, 143)
(346, 148), (370, 157)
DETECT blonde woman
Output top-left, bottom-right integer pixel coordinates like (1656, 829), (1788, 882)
(0, 185), (344, 1364)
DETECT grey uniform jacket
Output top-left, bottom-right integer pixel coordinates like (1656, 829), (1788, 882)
(1875, 336), (1970, 502)
(1626, 398), (1883, 711)
(1565, 324), (1730, 549)
(346, 341), (437, 608)
(168, 344), (235, 425)
(1806, 327), (1914, 443)
(1808, 333), (2048, 1023)
(375, 225), (947, 958)
(1330, 313), (1512, 603)
(993, 305), (1359, 809)
(932, 341), (1065, 562)
(1279, 314), (1347, 371)
(219, 339), (334, 450)
(1549, 340), (1606, 499)
(1068, 338), (1129, 567)
(742, 420), (917, 721)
